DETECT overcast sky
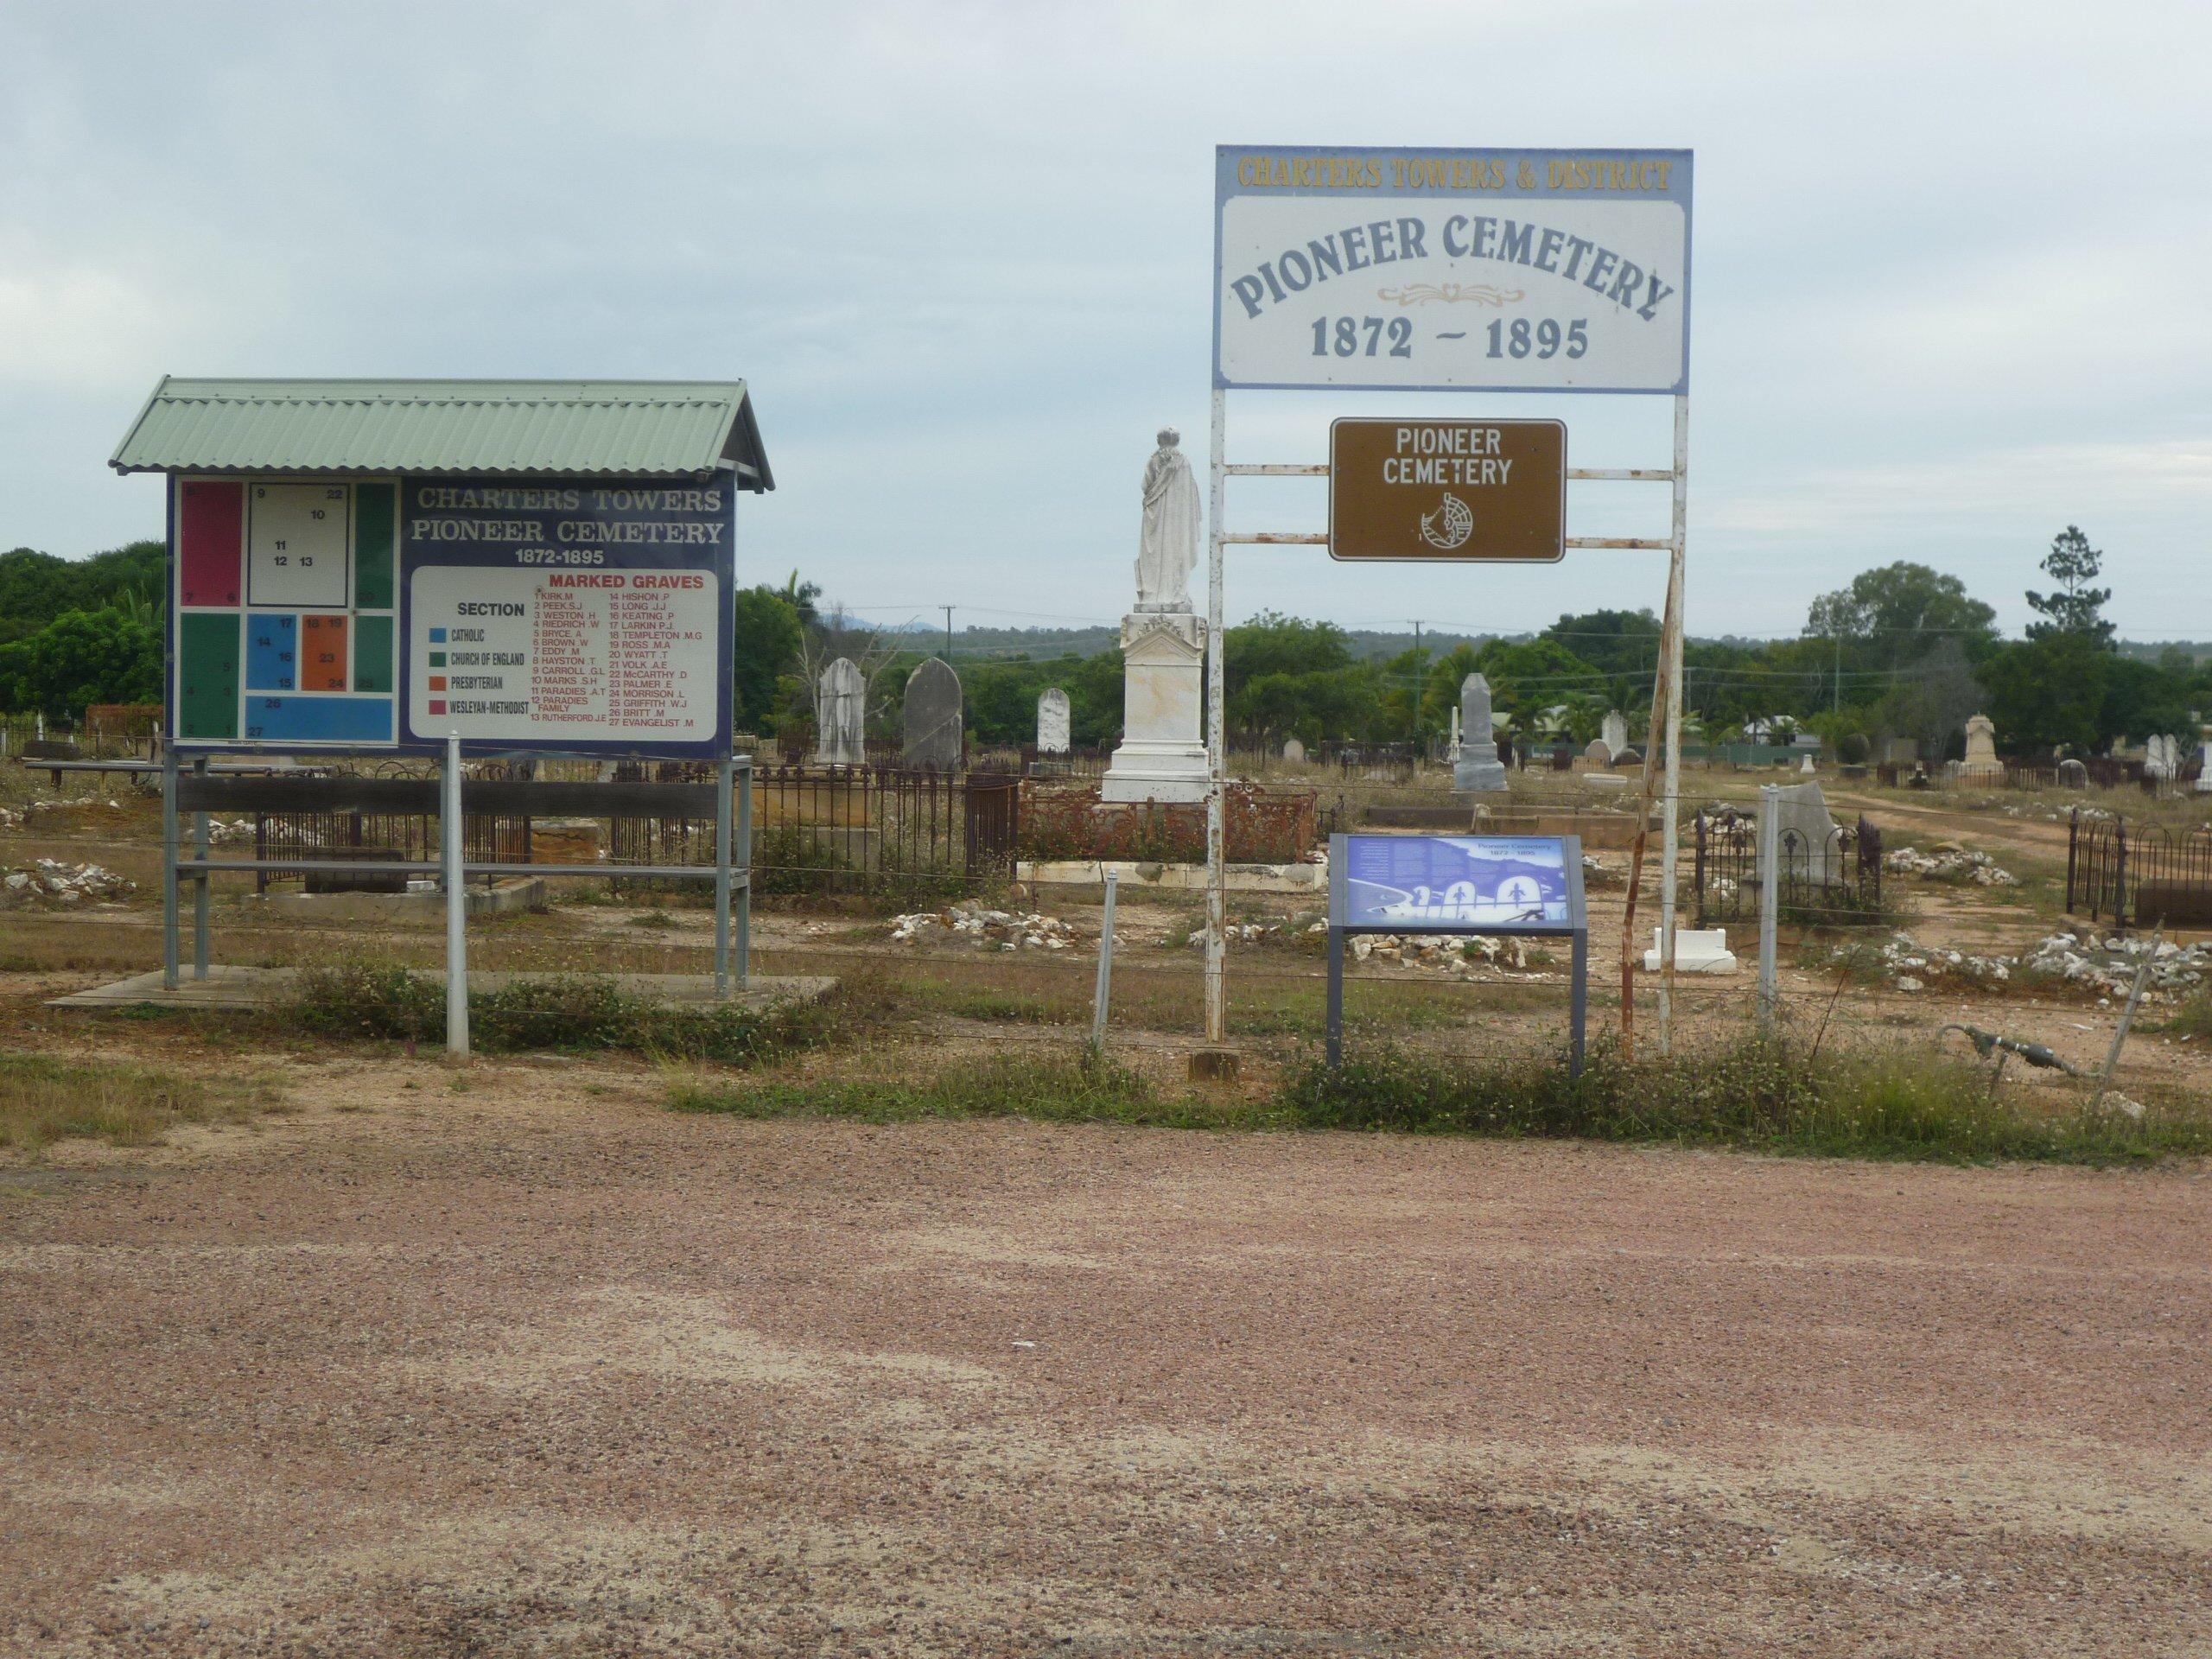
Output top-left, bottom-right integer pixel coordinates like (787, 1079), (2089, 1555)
(4, 1), (2207, 641)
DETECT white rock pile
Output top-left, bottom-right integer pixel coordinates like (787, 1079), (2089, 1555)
(0, 859), (137, 908)
(1883, 843), (2018, 885)
(1830, 928), (2208, 1003)
(1349, 933), (1549, 978)
(890, 899), (1077, 950)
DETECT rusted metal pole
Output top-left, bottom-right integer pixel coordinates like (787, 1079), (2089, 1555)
(1205, 388), (1228, 1045)
(1618, 563), (1680, 1060)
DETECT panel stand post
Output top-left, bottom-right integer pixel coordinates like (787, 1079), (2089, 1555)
(1325, 924), (1345, 1069)
(1656, 393), (1689, 1054)
(1758, 784), (1780, 1037)
(1090, 870), (1119, 1052)
(443, 734), (469, 1057)
(1204, 387), (1228, 1045)
(714, 753), (734, 999)
(191, 754), (210, 980)
(735, 757), (752, 992)
(161, 745), (180, 992)
(1570, 928), (1587, 1080)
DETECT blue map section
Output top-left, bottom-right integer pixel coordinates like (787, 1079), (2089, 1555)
(1342, 835), (1573, 930)
(245, 613), (297, 691)
(242, 696), (394, 744)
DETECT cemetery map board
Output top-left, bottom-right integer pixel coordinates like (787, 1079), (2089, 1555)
(170, 476), (734, 757)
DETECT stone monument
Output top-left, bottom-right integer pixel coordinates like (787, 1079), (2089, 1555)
(1600, 709), (1630, 761)
(901, 657), (963, 770)
(813, 658), (865, 766)
(1453, 674), (1507, 793)
(1765, 780), (1842, 882)
(1583, 739), (1610, 766)
(2057, 757), (2089, 790)
(2197, 726), (2212, 793)
(1103, 429), (1210, 804)
(1282, 735), (1306, 764)
(1035, 687), (1071, 755)
(1960, 713), (2004, 784)
(2145, 734), (2172, 780)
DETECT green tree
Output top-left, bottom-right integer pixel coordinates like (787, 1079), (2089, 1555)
(729, 584), (805, 732)
(1805, 562), (1997, 663)
(0, 607), (160, 717)
(2025, 525), (2113, 645)
(1540, 608), (1661, 678)
(1979, 633), (2109, 753)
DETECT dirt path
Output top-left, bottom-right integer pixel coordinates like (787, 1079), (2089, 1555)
(3, 1062), (2207, 1656)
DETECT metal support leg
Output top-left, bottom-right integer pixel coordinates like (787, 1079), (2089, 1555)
(443, 735), (469, 1057)
(1758, 785), (1780, 1037)
(735, 760), (752, 992)
(1657, 393), (1689, 1054)
(1325, 926), (1345, 1068)
(714, 753), (734, 999)
(1570, 930), (1587, 1079)
(161, 747), (180, 991)
(191, 755), (210, 980)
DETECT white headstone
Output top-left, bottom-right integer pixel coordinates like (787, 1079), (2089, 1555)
(1960, 713), (2003, 783)
(1453, 675), (1507, 793)
(1764, 781), (1841, 882)
(813, 658), (866, 766)
(2196, 727), (2212, 793)
(1600, 709), (1630, 760)
(1282, 735), (1306, 764)
(1035, 687), (1071, 754)
(1643, 926), (1738, 975)
(1800, 753), (1817, 774)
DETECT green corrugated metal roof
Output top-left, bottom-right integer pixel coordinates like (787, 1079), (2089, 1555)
(109, 378), (772, 488)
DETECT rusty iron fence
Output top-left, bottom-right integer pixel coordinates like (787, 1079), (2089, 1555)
(2068, 812), (2212, 931)
(1694, 810), (1886, 929)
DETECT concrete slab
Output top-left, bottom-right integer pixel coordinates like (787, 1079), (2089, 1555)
(241, 877), (544, 923)
(48, 967), (835, 1014)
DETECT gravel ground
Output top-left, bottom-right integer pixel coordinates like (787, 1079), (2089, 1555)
(2, 1059), (2208, 1656)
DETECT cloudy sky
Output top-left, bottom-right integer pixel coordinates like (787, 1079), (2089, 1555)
(4, 0), (2207, 641)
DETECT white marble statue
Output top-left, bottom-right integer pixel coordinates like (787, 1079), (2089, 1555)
(1135, 428), (1203, 613)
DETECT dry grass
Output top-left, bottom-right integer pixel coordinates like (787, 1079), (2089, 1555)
(0, 1051), (278, 1153)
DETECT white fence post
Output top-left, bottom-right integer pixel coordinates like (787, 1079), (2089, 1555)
(1758, 784), (1780, 1036)
(1090, 870), (1119, 1052)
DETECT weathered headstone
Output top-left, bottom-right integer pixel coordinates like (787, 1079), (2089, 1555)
(1601, 709), (1630, 761)
(1035, 687), (1071, 755)
(1583, 739), (1610, 766)
(2146, 733), (2177, 781)
(2057, 757), (2089, 790)
(902, 657), (963, 769)
(1960, 713), (2004, 784)
(1282, 735), (1306, 764)
(1764, 781), (1841, 881)
(813, 658), (865, 766)
(1453, 675), (1507, 793)
(2196, 726), (2212, 794)
(1800, 753), (1817, 774)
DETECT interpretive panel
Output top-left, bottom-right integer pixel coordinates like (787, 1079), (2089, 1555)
(1336, 834), (1583, 931)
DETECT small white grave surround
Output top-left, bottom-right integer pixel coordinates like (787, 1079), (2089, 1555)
(1643, 926), (1738, 975)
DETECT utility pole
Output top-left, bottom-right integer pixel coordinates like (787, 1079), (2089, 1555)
(1833, 632), (1841, 714)
(943, 606), (954, 661)
(1409, 619), (1424, 752)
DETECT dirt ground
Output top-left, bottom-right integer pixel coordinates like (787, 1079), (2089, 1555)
(4, 766), (2211, 1653)
(0, 1057), (2206, 1656)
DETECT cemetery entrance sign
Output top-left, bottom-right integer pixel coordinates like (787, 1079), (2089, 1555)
(1215, 148), (1691, 394)
(1328, 418), (1565, 562)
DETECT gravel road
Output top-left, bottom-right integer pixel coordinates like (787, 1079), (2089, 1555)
(3, 1059), (2207, 1656)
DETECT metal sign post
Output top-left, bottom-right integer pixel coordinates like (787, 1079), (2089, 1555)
(444, 733), (469, 1057)
(1205, 145), (1693, 1051)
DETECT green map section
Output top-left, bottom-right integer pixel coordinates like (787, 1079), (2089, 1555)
(353, 613), (394, 694)
(354, 483), (395, 610)
(178, 612), (241, 740)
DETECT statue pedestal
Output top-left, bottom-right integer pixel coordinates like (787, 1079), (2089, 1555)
(1103, 611), (1209, 804)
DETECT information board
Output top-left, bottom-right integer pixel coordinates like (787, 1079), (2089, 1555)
(1329, 418), (1564, 563)
(1215, 147), (1691, 394)
(1336, 834), (1583, 931)
(169, 474), (734, 755)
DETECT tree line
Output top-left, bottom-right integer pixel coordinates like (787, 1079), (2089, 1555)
(6, 527), (2204, 760)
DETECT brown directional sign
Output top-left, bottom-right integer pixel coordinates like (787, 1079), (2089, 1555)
(1328, 418), (1566, 563)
